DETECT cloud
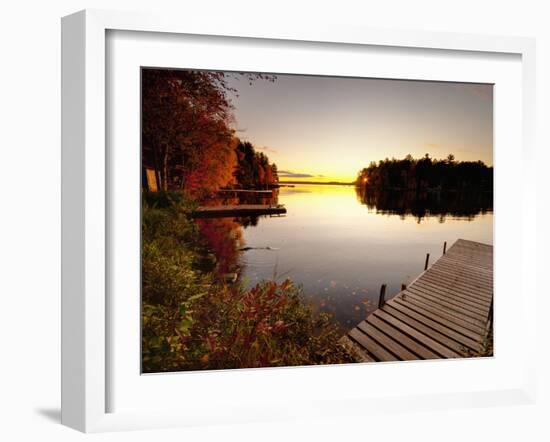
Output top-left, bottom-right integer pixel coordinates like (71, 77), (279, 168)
(278, 170), (316, 178)
(256, 145), (278, 154)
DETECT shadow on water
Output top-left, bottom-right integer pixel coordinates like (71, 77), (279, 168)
(355, 186), (493, 223)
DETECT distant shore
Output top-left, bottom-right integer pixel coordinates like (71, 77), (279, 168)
(278, 180), (355, 186)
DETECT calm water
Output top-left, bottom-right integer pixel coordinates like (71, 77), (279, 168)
(196, 184), (493, 331)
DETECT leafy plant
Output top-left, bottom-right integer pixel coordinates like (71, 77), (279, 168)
(141, 192), (356, 372)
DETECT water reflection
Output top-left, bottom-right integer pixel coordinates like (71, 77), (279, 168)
(204, 189), (280, 207)
(194, 217), (244, 276)
(195, 190), (280, 278)
(194, 184), (493, 331)
(355, 186), (493, 222)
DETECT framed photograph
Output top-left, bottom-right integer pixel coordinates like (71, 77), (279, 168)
(61, 9), (537, 432)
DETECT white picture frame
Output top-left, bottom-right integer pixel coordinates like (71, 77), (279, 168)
(61, 9), (537, 433)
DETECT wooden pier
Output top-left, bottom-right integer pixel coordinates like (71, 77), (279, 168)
(192, 204), (286, 218)
(342, 239), (493, 362)
(218, 189), (273, 196)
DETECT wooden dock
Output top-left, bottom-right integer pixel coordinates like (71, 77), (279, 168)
(342, 239), (493, 362)
(192, 204), (286, 218)
(218, 189), (273, 195)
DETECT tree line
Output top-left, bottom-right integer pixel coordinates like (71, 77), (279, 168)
(141, 69), (278, 198)
(235, 141), (278, 189)
(356, 154), (493, 191)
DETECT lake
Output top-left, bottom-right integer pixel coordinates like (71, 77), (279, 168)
(196, 184), (493, 332)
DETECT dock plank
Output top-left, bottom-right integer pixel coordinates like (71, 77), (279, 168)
(400, 292), (486, 332)
(357, 321), (419, 360)
(348, 328), (397, 362)
(417, 273), (493, 300)
(439, 254), (493, 270)
(367, 314), (439, 359)
(391, 298), (480, 350)
(413, 277), (492, 307)
(345, 239), (492, 362)
(428, 266), (493, 288)
(405, 286), (488, 321)
(382, 304), (468, 356)
(374, 309), (460, 359)
(432, 260), (493, 280)
(424, 267), (493, 290)
(192, 204), (286, 218)
(340, 335), (375, 363)
(394, 296), (483, 342)
(411, 282), (491, 313)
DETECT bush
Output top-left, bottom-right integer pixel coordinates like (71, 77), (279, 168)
(141, 192), (355, 372)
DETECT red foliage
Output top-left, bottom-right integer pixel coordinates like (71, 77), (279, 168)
(195, 218), (244, 275)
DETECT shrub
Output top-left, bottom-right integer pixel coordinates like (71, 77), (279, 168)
(141, 192), (355, 372)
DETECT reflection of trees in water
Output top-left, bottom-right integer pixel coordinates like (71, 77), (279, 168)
(233, 190), (280, 229)
(355, 186), (493, 223)
(194, 190), (279, 277)
(202, 189), (279, 207)
(194, 218), (244, 276)
(238, 215), (260, 228)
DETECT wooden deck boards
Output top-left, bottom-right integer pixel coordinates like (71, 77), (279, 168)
(218, 189), (273, 195)
(344, 239), (493, 362)
(192, 204), (286, 218)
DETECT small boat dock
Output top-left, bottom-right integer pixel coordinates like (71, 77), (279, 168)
(192, 204), (286, 218)
(342, 239), (493, 362)
(218, 189), (274, 196)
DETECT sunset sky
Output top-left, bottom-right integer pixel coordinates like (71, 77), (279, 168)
(226, 74), (493, 183)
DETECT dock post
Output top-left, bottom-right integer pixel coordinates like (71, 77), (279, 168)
(401, 283), (407, 291)
(443, 241), (447, 254)
(378, 284), (387, 308)
(424, 253), (430, 271)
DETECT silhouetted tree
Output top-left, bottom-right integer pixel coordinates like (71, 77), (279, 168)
(356, 154), (493, 192)
(234, 140), (279, 189)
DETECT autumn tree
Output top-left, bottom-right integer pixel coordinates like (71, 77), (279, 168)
(142, 69), (278, 197)
(142, 69), (238, 194)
